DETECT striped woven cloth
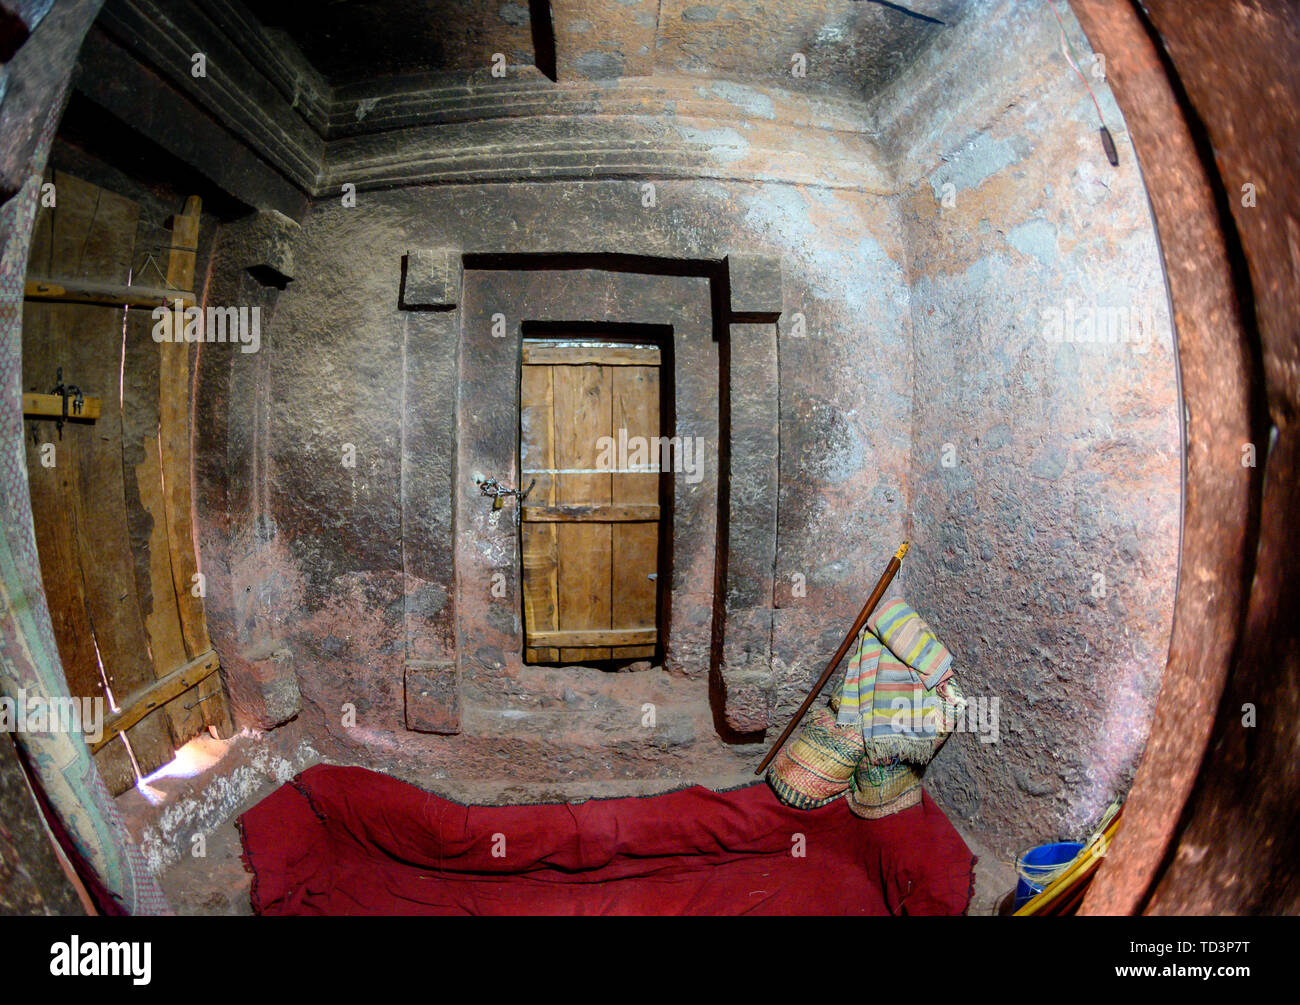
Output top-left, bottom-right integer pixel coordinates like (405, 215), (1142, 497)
(836, 598), (956, 764)
(871, 598), (954, 688)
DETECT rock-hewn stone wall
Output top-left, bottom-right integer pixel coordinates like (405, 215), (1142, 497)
(886, 0), (1181, 857)
(189, 1), (1180, 833)
(195, 170), (915, 786)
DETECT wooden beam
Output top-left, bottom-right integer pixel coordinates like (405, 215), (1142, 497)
(611, 365), (660, 649)
(123, 309), (203, 744)
(522, 342), (660, 366)
(22, 392), (102, 421)
(522, 503), (659, 523)
(527, 628), (656, 648)
(25, 278), (195, 310)
(90, 649), (221, 753)
(156, 195), (232, 739)
(159, 195), (212, 661)
(520, 363), (559, 663)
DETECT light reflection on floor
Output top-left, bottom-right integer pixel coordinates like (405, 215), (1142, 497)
(135, 731), (230, 806)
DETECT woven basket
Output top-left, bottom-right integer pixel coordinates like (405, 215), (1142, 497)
(766, 707), (866, 810)
(847, 757), (924, 819)
(843, 679), (967, 818)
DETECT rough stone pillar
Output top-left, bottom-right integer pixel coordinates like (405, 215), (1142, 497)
(399, 248), (461, 733)
(719, 254), (782, 733)
(196, 209), (302, 728)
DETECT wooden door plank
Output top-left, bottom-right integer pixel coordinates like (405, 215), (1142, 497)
(91, 649), (220, 753)
(186, 670), (233, 736)
(522, 342), (661, 367)
(158, 196), (232, 737)
(159, 196), (231, 737)
(52, 172), (138, 283)
(164, 196), (200, 289)
(67, 302), (177, 779)
(520, 363), (558, 662)
(122, 309), (202, 743)
(553, 363), (612, 661)
(24, 278), (194, 309)
(21, 314), (99, 694)
(612, 364), (660, 657)
(158, 198), (212, 662)
(610, 646), (657, 659)
(24, 189), (137, 790)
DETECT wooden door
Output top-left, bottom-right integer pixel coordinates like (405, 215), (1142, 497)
(21, 172), (231, 794)
(520, 340), (662, 663)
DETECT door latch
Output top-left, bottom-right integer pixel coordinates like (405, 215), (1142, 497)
(48, 367), (85, 440)
(475, 475), (535, 510)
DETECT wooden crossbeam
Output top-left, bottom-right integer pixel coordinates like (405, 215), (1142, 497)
(527, 628), (657, 648)
(22, 392), (102, 421)
(522, 342), (661, 366)
(25, 278), (195, 310)
(522, 504), (660, 523)
(90, 648), (221, 754)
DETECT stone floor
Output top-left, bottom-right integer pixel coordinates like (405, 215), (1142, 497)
(964, 831), (1020, 916)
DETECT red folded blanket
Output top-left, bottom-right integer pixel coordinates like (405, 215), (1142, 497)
(238, 764), (974, 915)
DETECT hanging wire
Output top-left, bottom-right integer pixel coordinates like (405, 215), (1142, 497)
(1045, 0), (1119, 165)
(1046, 0), (1107, 123)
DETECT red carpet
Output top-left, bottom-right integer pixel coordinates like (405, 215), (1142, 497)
(238, 764), (974, 915)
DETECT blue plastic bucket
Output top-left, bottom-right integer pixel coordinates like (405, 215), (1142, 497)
(1013, 842), (1084, 910)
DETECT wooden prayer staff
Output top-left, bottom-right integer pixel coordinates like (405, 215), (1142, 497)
(754, 541), (910, 776)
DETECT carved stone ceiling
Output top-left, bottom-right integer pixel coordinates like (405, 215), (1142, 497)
(249, 0), (967, 96)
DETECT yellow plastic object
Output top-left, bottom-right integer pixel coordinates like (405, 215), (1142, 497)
(1013, 815), (1121, 916)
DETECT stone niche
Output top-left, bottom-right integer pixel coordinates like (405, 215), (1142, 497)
(397, 252), (782, 740)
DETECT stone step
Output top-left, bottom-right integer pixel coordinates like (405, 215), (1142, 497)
(386, 770), (765, 808)
(354, 700), (764, 787)
(459, 698), (706, 749)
